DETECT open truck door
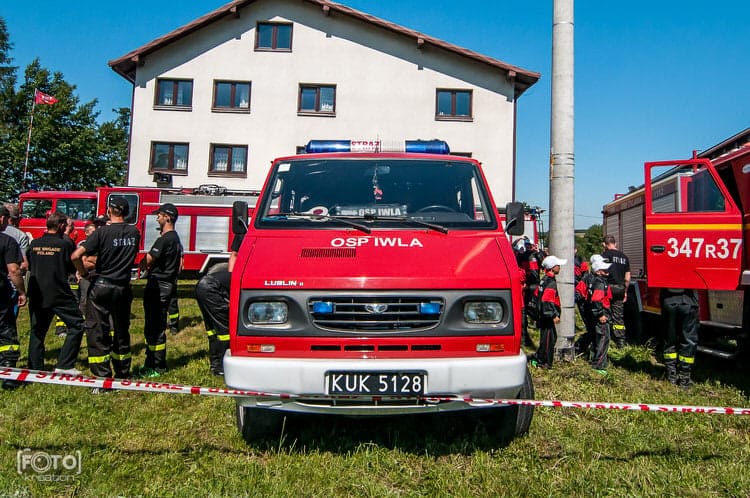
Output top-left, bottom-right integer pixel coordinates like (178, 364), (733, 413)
(644, 159), (743, 290)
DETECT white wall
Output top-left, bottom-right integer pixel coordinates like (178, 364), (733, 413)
(127, 0), (517, 203)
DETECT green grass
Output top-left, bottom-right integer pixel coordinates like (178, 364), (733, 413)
(1, 280), (748, 497)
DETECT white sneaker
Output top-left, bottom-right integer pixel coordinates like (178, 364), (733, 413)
(54, 368), (82, 376)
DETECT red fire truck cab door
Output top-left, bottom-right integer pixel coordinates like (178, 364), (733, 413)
(644, 159), (743, 290)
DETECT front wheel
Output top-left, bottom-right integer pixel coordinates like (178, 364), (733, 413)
(235, 402), (286, 444)
(476, 369), (535, 442)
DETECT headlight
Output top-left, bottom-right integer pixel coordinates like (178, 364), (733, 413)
(248, 301), (288, 324)
(464, 301), (503, 324)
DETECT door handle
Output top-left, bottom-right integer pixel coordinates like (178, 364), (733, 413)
(650, 245), (665, 253)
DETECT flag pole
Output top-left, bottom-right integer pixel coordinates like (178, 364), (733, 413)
(23, 89), (38, 190)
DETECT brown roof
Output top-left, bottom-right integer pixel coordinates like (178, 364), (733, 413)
(108, 0), (540, 96)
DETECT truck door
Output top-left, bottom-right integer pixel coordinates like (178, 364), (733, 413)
(644, 159), (743, 290)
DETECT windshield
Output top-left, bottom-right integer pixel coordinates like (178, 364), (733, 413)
(255, 157), (497, 230)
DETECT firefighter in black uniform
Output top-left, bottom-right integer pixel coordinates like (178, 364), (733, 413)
(588, 259), (613, 373)
(139, 203), (183, 377)
(27, 212), (85, 374)
(602, 235), (631, 348)
(72, 196), (140, 380)
(0, 205), (26, 389)
(195, 233), (244, 376)
(660, 288), (699, 388)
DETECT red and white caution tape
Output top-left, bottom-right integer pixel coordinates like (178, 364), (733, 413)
(2, 367), (749, 416)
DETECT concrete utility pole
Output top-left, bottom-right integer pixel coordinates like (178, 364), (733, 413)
(549, 0), (576, 360)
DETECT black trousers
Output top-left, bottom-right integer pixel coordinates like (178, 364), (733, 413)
(535, 317), (557, 366)
(610, 284), (626, 342)
(28, 299), (85, 370)
(143, 278), (176, 371)
(590, 318), (611, 370)
(167, 293), (180, 332)
(0, 281), (20, 368)
(195, 273), (230, 371)
(575, 303), (596, 354)
(85, 278), (133, 378)
(662, 292), (699, 364)
(521, 286), (537, 342)
(78, 277), (91, 316)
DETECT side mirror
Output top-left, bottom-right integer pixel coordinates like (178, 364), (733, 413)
(504, 202), (525, 236)
(232, 201), (248, 235)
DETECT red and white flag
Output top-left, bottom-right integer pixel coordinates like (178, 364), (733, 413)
(34, 89), (58, 105)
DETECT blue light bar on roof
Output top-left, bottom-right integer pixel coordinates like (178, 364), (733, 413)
(305, 140), (352, 153)
(405, 140), (451, 154)
(304, 139), (450, 154)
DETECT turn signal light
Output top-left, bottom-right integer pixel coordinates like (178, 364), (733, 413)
(476, 343), (504, 352)
(247, 344), (276, 353)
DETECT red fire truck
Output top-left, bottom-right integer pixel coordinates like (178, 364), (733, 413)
(224, 139), (534, 443)
(603, 129), (749, 360)
(18, 190), (97, 244)
(18, 185), (258, 274)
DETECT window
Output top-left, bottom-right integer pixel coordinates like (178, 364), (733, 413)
(57, 198), (97, 220)
(298, 85), (336, 115)
(651, 164), (726, 213)
(106, 193), (139, 224)
(256, 158), (497, 230)
(155, 79), (193, 108)
(210, 144), (248, 176)
(213, 81), (251, 111)
(436, 89), (472, 120)
(256, 22), (292, 51)
(20, 199), (52, 219)
(151, 142), (189, 174)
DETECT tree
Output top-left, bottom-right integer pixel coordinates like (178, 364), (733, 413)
(576, 224), (603, 260)
(0, 18), (129, 200)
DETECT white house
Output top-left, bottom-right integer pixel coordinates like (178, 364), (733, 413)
(109, 0), (539, 203)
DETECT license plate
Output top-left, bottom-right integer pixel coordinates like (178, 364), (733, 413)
(326, 371), (426, 395)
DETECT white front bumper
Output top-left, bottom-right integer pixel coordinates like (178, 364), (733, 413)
(224, 351), (528, 415)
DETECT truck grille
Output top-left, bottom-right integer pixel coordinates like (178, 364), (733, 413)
(308, 296), (443, 332)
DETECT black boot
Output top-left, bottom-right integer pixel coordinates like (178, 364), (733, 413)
(665, 359), (678, 385)
(678, 361), (693, 389)
(208, 337), (228, 376)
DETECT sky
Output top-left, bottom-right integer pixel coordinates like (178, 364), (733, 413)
(2, 0), (748, 229)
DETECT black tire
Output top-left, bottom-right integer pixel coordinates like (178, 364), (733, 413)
(513, 369), (535, 436)
(477, 369), (535, 442)
(235, 402), (286, 444)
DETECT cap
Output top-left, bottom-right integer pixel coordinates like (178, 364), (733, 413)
(590, 254), (606, 265)
(541, 255), (567, 270)
(152, 202), (178, 221)
(108, 196), (130, 217)
(592, 259), (612, 272)
(513, 239), (526, 253)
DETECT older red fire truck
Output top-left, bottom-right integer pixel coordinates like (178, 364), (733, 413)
(18, 185), (257, 274)
(603, 129), (749, 360)
(18, 190), (97, 244)
(224, 139), (534, 443)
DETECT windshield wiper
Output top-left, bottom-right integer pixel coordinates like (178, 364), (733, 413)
(278, 212), (371, 233)
(362, 214), (448, 234)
